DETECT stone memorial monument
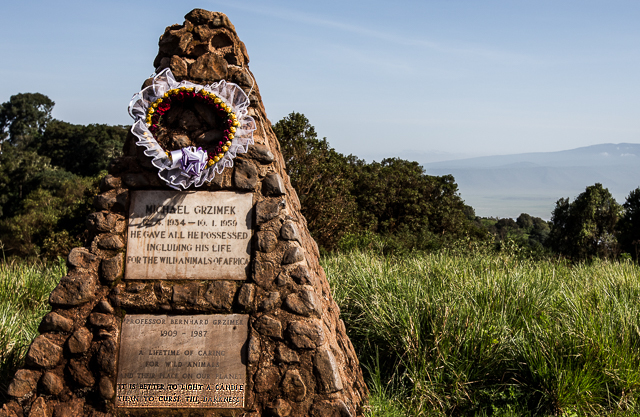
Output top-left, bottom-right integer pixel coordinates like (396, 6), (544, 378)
(1, 9), (367, 417)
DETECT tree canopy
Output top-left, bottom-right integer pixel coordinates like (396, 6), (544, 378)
(0, 93), (126, 259)
(0, 92), (54, 149)
(273, 112), (483, 252)
(548, 183), (621, 259)
(617, 187), (640, 259)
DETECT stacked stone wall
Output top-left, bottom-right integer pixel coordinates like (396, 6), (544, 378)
(1, 9), (367, 417)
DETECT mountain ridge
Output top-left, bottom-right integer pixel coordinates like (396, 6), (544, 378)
(424, 143), (640, 219)
(427, 143), (640, 169)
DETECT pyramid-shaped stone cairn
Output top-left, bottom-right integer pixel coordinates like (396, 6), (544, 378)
(2, 9), (368, 417)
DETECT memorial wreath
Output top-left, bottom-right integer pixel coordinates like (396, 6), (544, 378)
(128, 68), (256, 189)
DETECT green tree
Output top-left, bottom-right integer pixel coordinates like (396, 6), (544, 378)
(0, 145), (51, 217)
(273, 112), (358, 250)
(0, 93), (54, 149)
(274, 112), (484, 253)
(352, 158), (475, 250)
(0, 93), (56, 217)
(617, 187), (640, 259)
(0, 169), (100, 259)
(0, 92), (124, 259)
(516, 213), (534, 231)
(39, 121), (127, 176)
(548, 183), (621, 259)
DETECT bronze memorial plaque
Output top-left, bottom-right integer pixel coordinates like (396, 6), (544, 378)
(125, 191), (252, 280)
(115, 314), (248, 408)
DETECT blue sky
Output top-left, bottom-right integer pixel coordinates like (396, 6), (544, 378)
(1, 0), (639, 162)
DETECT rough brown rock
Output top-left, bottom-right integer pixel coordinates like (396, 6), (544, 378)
(112, 283), (159, 310)
(189, 52), (228, 81)
(262, 172), (285, 196)
(26, 336), (63, 368)
(100, 174), (121, 191)
(97, 338), (118, 376)
(122, 172), (164, 188)
(284, 286), (322, 317)
(98, 376), (115, 400)
(86, 212), (123, 233)
(259, 291), (280, 311)
(7, 369), (40, 397)
(290, 265), (314, 286)
(53, 398), (85, 417)
(256, 199), (285, 225)
(100, 252), (124, 283)
(314, 347), (344, 393)
(158, 30), (191, 57)
(39, 312), (73, 333)
(256, 230), (278, 253)
(267, 399), (292, 417)
(93, 188), (128, 212)
(276, 344), (300, 364)
(254, 366), (280, 393)
(246, 144), (275, 164)
(233, 158), (258, 191)
(184, 9), (216, 26)
(283, 247), (305, 265)
(96, 233), (124, 250)
(67, 327), (92, 354)
(170, 55), (188, 78)
(67, 359), (95, 387)
(311, 400), (352, 417)
(287, 320), (325, 349)
(281, 221), (300, 242)
(253, 260), (277, 288)
(89, 312), (116, 329)
(96, 299), (115, 314)
(28, 397), (49, 417)
(254, 315), (282, 339)
(49, 270), (98, 307)
(0, 401), (21, 417)
(248, 332), (261, 363)
(204, 281), (236, 309)
(282, 369), (307, 402)
(41, 371), (64, 396)
(172, 282), (200, 304)
(67, 247), (100, 270)
(238, 283), (256, 310)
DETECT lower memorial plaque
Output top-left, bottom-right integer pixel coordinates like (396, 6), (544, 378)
(116, 314), (248, 408)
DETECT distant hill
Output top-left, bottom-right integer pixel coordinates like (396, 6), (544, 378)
(425, 143), (640, 219)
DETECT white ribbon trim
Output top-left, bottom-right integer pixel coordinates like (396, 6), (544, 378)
(128, 68), (256, 189)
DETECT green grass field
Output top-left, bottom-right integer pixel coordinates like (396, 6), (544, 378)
(326, 247), (640, 416)
(3, 250), (640, 415)
(0, 259), (65, 400)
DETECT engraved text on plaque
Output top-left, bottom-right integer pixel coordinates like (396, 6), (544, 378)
(125, 191), (252, 280)
(115, 314), (248, 408)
